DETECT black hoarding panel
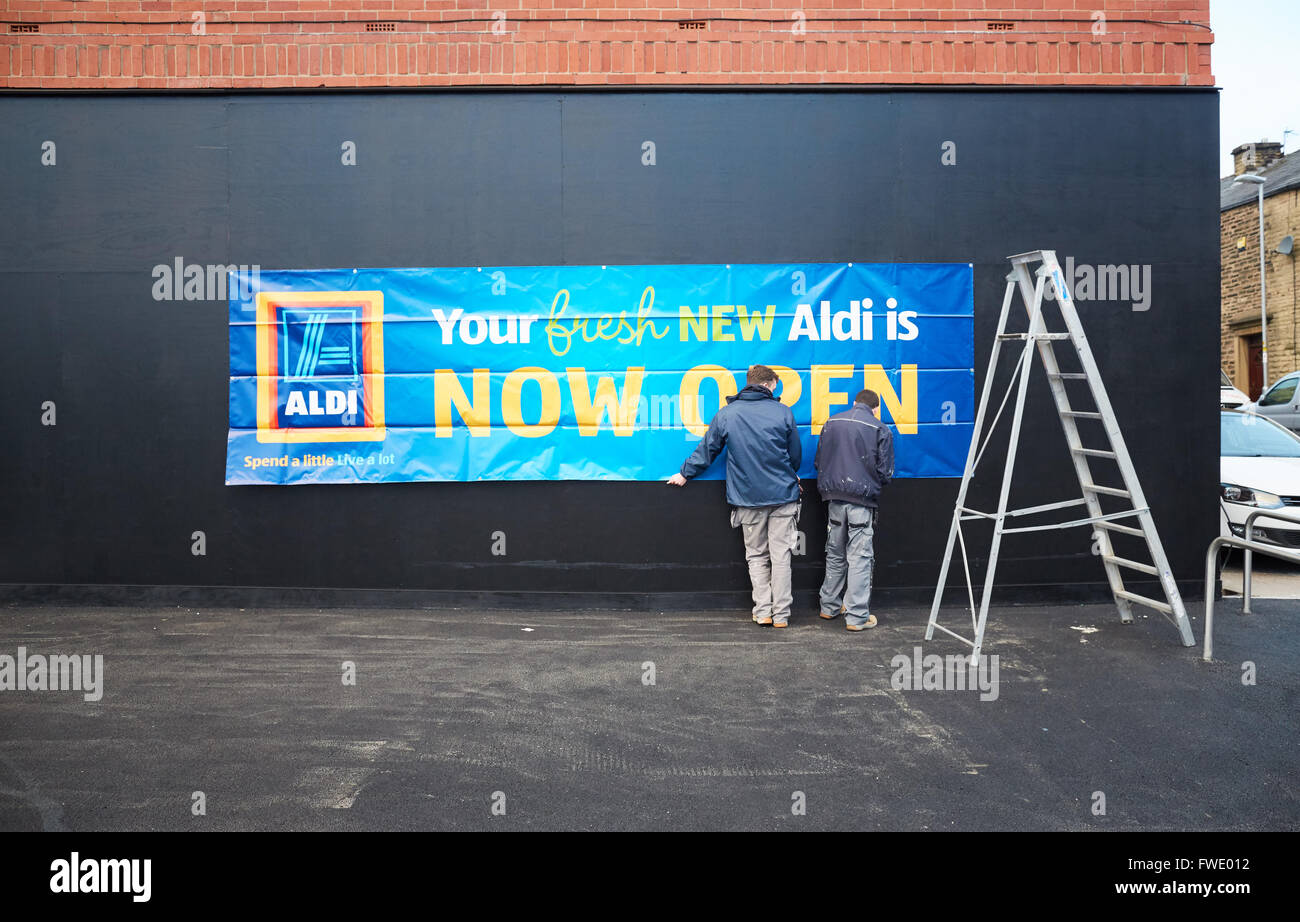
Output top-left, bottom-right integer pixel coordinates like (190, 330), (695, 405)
(0, 90), (1219, 600)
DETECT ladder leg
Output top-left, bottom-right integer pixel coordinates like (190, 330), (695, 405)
(928, 278), (1017, 642)
(927, 508), (963, 641)
(1040, 250), (1195, 646)
(971, 286), (1045, 662)
(1138, 510), (1197, 647)
(1014, 264), (1134, 624)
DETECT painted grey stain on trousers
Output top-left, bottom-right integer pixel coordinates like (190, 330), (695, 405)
(733, 502), (799, 624)
(820, 501), (877, 626)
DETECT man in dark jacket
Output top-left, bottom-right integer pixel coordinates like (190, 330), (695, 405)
(667, 365), (802, 627)
(814, 389), (894, 631)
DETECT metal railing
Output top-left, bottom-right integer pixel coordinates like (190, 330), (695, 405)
(1203, 509), (1300, 662)
(1242, 508), (1300, 612)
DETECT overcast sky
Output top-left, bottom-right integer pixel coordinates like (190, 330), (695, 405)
(1212, 0), (1300, 175)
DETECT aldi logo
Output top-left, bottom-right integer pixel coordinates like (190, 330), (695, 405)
(254, 290), (385, 443)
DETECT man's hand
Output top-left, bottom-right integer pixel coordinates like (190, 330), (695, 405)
(666, 473), (688, 487)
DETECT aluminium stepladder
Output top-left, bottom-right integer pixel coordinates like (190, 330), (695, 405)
(925, 250), (1196, 661)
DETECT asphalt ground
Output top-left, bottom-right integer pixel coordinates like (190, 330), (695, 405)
(1, 599), (1296, 831)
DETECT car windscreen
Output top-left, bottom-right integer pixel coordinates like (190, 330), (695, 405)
(1222, 412), (1300, 458)
(1221, 369), (1232, 387)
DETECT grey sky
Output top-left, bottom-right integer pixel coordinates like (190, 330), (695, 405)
(1212, 0), (1300, 175)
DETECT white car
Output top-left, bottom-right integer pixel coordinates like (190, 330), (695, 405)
(1220, 409), (1300, 550)
(1221, 369), (1249, 409)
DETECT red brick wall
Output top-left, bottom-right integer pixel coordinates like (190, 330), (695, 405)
(1, 1), (1214, 90)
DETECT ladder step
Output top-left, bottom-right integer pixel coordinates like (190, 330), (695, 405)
(1049, 373), (1089, 380)
(1062, 411), (1103, 420)
(1103, 555), (1158, 576)
(1094, 521), (1146, 538)
(1082, 482), (1131, 499)
(997, 332), (1071, 341)
(1114, 589), (1173, 615)
(1071, 447), (1117, 459)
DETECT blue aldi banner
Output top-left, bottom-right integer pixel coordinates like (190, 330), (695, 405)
(226, 263), (975, 485)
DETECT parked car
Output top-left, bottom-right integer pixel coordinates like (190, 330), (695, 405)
(1242, 371), (1300, 431)
(1220, 369), (1249, 409)
(1220, 409), (1300, 550)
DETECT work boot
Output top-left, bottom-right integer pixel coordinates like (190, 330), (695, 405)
(845, 615), (878, 632)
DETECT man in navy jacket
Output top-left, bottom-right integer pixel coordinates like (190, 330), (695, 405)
(814, 389), (895, 631)
(667, 365), (802, 627)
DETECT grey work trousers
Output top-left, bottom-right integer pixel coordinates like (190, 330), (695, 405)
(819, 500), (877, 627)
(732, 501), (800, 624)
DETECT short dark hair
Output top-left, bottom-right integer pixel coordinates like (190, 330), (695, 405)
(855, 389), (879, 409)
(747, 365), (779, 387)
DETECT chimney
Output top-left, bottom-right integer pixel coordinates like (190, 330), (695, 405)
(1232, 140), (1285, 176)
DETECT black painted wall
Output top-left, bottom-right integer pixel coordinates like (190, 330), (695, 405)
(0, 89), (1219, 602)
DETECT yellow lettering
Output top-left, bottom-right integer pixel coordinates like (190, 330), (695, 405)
(811, 364), (855, 435)
(566, 367), (645, 436)
(545, 290), (575, 357)
(865, 364), (918, 435)
(768, 365), (803, 408)
(680, 305), (708, 342)
(737, 304), (775, 341)
(502, 367), (561, 438)
(711, 305), (735, 342)
(549, 286), (669, 356)
(635, 287), (669, 346)
(680, 365), (740, 437)
(435, 368), (491, 436)
(614, 312), (637, 344)
(587, 314), (616, 342)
